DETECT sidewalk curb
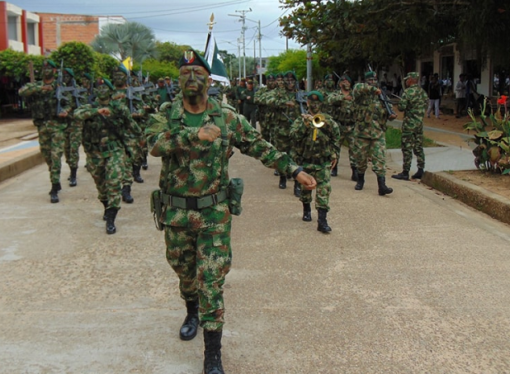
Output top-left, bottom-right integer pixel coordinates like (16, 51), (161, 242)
(421, 171), (510, 225)
(0, 149), (44, 183)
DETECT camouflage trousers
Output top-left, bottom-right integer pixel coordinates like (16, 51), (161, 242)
(354, 136), (387, 177)
(64, 120), (83, 169)
(85, 147), (124, 209)
(300, 163), (332, 211)
(121, 137), (144, 186)
(273, 120), (293, 154)
(38, 120), (66, 184)
(164, 220), (232, 331)
(339, 124), (357, 167)
(401, 130), (425, 171)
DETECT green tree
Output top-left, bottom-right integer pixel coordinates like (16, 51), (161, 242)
(90, 21), (158, 63)
(156, 41), (191, 65)
(94, 52), (120, 80)
(132, 59), (179, 82)
(266, 49), (322, 80)
(0, 49), (45, 80)
(50, 41), (95, 78)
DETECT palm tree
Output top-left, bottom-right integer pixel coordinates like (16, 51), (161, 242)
(90, 21), (158, 63)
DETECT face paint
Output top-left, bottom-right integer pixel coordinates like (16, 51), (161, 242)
(308, 101), (321, 114)
(286, 76), (296, 91)
(367, 78), (378, 87)
(179, 66), (209, 101)
(113, 72), (127, 88)
(97, 85), (111, 101)
(340, 80), (351, 90)
(42, 66), (54, 79)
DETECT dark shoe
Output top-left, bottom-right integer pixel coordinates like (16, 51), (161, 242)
(331, 164), (338, 177)
(101, 200), (108, 220)
(354, 173), (365, 191)
(302, 203), (312, 222)
(105, 207), (118, 234)
(68, 167), (77, 187)
(49, 183), (60, 203)
(351, 166), (358, 182)
(279, 175), (287, 189)
(180, 300), (199, 341)
(391, 171), (409, 181)
(121, 185), (134, 203)
(141, 157), (148, 170)
(377, 176), (393, 196)
(274, 170), (279, 176)
(293, 180), (301, 197)
(203, 330), (224, 374)
(133, 165), (144, 183)
(317, 208), (332, 233)
(411, 168), (424, 179)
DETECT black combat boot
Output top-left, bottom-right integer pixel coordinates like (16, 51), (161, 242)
(354, 173), (365, 191)
(302, 203), (312, 222)
(351, 166), (359, 182)
(49, 183), (61, 203)
(279, 175), (287, 189)
(411, 168), (424, 179)
(317, 208), (332, 233)
(391, 171), (409, 181)
(377, 176), (393, 196)
(101, 200), (108, 221)
(203, 330), (224, 374)
(133, 164), (144, 183)
(141, 156), (148, 170)
(121, 185), (134, 203)
(68, 167), (77, 187)
(331, 164), (338, 177)
(180, 299), (199, 341)
(293, 180), (301, 197)
(105, 207), (118, 234)
(274, 170), (279, 176)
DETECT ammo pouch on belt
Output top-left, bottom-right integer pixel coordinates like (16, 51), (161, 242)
(150, 190), (164, 231)
(227, 178), (244, 216)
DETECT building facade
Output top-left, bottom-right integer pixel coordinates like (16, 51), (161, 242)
(0, 1), (43, 55)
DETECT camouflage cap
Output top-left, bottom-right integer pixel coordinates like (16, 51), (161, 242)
(101, 78), (114, 90)
(164, 76), (170, 80)
(178, 49), (211, 74)
(267, 74), (275, 80)
(158, 77), (164, 82)
(64, 68), (74, 77)
(285, 71), (297, 80)
(365, 71), (377, 79)
(115, 64), (129, 76)
(404, 72), (419, 80)
(339, 74), (352, 84)
(307, 90), (324, 102)
(43, 59), (57, 68)
(247, 79), (254, 84)
(324, 74), (331, 80)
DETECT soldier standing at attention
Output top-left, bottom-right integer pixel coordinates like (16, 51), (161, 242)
(19, 60), (72, 203)
(392, 72), (429, 181)
(290, 91), (340, 233)
(352, 71), (395, 196)
(75, 79), (137, 234)
(240, 79), (257, 127)
(235, 78), (246, 115)
(327, 74), (358, 180)
(145, 49), (316, 374)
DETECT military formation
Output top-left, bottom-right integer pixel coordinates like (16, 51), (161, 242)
(19, 49), (429, 374)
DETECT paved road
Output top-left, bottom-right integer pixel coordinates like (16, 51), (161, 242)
(1, 148), (510, 373)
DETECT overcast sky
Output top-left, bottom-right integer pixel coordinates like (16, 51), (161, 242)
(12, 0), (303, 57)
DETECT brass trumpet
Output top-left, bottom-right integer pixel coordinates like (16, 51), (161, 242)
(310, 113), (325, 141)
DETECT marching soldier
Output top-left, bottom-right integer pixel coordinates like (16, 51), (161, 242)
(254, 74), (275, 142)
(240, 79), (257, 127)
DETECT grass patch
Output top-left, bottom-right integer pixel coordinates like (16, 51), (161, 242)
(385, 127), (437, 149)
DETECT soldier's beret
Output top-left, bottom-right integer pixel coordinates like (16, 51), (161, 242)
(64, 68), (74, 77)
(275, 73), (284, 78)
(83, 73), (92, 80)
(324, 74), (331, 80)
(101, 78), (114, 90)
(307, 90), (324, 102)
(44, 59), (57, 68)
(178, 49), (211, 74)
(267, 74), (275, 79)
(285, 71), (297, 80)
(339, 75), (352, 84)
(404, 72), (419, 80)
(365, 71), (377, 79)
(115, 65), (129, 76)
(158, 77), (164, 82)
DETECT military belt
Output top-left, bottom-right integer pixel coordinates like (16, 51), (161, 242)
(161, 190), (228, 211)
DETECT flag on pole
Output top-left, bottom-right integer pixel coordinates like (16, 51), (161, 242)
(122, 57), (132, 71)
(204, 30), (230, 86)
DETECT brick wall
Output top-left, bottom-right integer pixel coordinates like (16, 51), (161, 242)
(38, 13), (99, 51)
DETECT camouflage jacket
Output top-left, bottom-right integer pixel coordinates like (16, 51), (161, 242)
(327, 89), (355, 127)
(397, 83), (428, 132)
(19, 80), (72, 122)
(353, 83), (390, 139)
(74, 99), (138, 155)
(290, 113), (341, 166)
(146, 97), (300, 229)
(265, 88), (301, 124)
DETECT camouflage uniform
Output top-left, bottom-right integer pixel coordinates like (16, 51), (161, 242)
(19, 65), (72, 202)
(254, 75), (274, 142)
(395, 72), (429, 179)
(240, 80), (257, 127)
(352, 72), (394, 195)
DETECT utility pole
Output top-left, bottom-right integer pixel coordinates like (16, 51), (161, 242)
(258, 20), (262, 85)
(228, 8), (252, 79)
(307, 43), (313, 91)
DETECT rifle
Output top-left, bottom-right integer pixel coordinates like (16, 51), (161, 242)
(295, 78), (307, 114)
(368, 64), (396, 120)
(165, 81), (175, 101)
(87, 74), (96, 105)
(71, 78), (87, 108)
(126, 74), (145, 113)
(55, 60), (74, 115)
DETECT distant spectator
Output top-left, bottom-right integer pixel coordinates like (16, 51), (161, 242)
(455, 74), (467, 118)
(426, 74), (441, 119)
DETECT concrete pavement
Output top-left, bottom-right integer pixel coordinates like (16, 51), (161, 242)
(1, 129), (510, 372)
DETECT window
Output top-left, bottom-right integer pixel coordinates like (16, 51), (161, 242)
(8, 16), (18, 40)
(27, 23), (36, 45)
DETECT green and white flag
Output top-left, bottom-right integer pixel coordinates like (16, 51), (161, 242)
(205, 30), (230, 86)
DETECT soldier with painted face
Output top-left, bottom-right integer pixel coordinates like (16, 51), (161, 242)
(146, 49), (317, 374)
(19, 59), (72, 203)
(352, 71), (395, 196)
(392, 72), (429, 181)
(75, 79), (138, 234)
(327, 74), (358, 180)
(290, 91), (340, 233)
